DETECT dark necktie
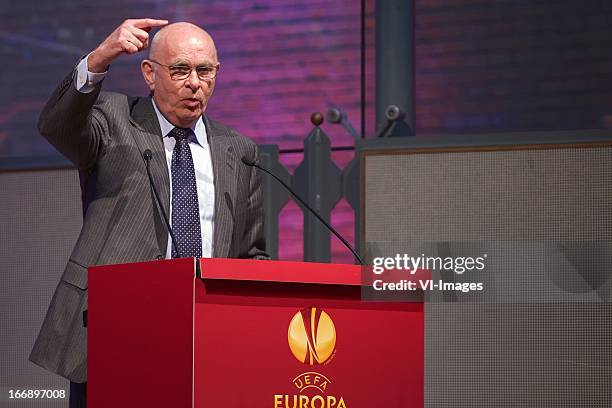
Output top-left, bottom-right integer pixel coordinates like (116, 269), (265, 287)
(170, 127), (202, 258)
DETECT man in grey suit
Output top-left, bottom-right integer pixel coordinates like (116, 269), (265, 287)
(30, 19), (268, 407)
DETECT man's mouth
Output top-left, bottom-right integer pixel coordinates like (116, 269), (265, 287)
(183, 98), (200, 108)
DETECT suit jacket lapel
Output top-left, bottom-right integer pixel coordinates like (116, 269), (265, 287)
(205, 116), (237, 258)
(126, 103), (237, 259)
(129, 97), (170, 255)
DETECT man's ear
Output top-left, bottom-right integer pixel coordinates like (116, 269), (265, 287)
(141, 60), (155, 93)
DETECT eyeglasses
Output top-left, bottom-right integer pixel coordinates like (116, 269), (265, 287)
(148, 59), (220, 81)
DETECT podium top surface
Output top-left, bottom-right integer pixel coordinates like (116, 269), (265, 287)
(200, 258), (361, 286)
(90, 258), (362, 287)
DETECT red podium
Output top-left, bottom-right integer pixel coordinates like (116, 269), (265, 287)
(88, 258), (423, 407)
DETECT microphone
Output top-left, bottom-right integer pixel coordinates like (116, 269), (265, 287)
(385, 104), (406, 121)
(143, 149), (182, 259)
(242, 157), (363, 265)
(326, 107), (360, 140)
(375, 104), (406, 138)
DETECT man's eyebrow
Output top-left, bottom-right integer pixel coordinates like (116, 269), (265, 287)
(170, 59), (190, 66)
(170, 58), (218, 67)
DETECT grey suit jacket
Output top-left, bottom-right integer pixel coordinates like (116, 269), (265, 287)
(29, 69), (268, 382)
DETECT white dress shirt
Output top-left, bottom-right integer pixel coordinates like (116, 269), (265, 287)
(76, 56), (215, 259)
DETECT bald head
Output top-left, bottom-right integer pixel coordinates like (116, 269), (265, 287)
(149, 22), (217, 62)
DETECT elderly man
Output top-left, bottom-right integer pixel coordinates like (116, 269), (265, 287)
(30, 19), (268, 407)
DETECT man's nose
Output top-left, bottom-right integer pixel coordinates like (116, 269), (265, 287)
(185, 69), (202, 91)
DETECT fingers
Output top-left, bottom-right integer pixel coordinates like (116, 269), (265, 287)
(132, 18), (169, 30)
(92, 18), (168, 67)
(132, 27), (150, 43)
(120, 41), (139, 54)
(120, 19), (166, 54)
(120, 37), (141, 54)
(119, 26), (151, 54)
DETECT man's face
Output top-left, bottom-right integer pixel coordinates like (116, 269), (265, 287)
(143, 28), (218, 128)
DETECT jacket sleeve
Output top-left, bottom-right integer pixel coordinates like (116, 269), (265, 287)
(37, 64), (109, 171)
(241, 142), (270, 260)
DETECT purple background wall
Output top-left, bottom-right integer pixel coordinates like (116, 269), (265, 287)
(414, 0), (612, 134)
(1, 0), (611, 263)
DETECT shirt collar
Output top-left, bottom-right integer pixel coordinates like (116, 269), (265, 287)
(151, 98), (208, 146)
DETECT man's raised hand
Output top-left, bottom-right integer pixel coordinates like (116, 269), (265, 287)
(88, 19), (168, 73)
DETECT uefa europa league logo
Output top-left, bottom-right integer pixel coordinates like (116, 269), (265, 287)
(288, 308), (336, 366)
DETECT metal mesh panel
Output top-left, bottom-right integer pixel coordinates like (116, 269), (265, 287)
(0, 168), (82, 407)
(424, 303), (611, 407)
(363, 144), (612, 407)
(365, 146), (612, 242)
